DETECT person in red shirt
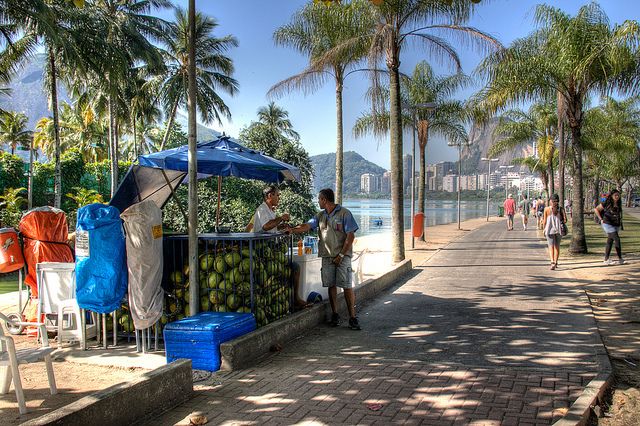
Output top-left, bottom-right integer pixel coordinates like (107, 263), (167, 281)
(503, 194), (517, 231)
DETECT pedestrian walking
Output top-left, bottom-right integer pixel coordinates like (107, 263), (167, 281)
(519, 194), (530, 231)
(536, 197), (546, 229)
(594, 189), (624, 265)
(503, 194), (516, 231)
(289, 188), (361, 330)
(543, 194), (567, 270)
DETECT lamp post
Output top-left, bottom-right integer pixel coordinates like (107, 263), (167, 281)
(481, 158), (498, 221)
(448, 140), (467, 230)
(410, 102), (436, 248)
(499, 165), (515, 200)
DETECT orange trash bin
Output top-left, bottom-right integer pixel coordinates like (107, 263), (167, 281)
(412, 213), (424, 238)
(0, 228), (25, 273)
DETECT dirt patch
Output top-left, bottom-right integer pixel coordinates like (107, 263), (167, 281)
(562, 251), (640, 426)
(0, 331), (148, 425)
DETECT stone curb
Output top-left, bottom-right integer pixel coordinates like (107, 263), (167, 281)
(552, 262), (614, 425)
(220, 259), (413, 371)
(20, 359), (193, 426)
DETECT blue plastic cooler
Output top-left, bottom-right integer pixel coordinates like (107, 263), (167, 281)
(164, 312), (257, 371)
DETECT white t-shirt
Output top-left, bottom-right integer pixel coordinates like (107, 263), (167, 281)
(253, 202), (277, 233)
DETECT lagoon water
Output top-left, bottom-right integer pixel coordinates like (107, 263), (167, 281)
(342, 198), (501, 237)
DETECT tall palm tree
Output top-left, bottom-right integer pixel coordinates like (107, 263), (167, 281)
(270, 0), (374, 204)
(158, 7), (239, 151)
(475, 3), (640, 254)
(256, 102), (300, 141)
(403, 62), (469, 237)
(326, 0), (498, 261)
(353, 61), (469, 240)
(0, 111), (32, 154)
(583, 97), (640, 202)
(490, 103), (557, 199)
(88, 0), (170, 196)
(58, 100), (108, 162)
(0, 1), (89, 207)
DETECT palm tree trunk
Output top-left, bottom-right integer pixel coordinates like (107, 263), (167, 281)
(28, 137), (33, 210)
(160, 98), (179, 151)
(548, 158), (554, 198)
(335, 79), (344, 205)
(417, 120), (428, 241)
(558, 119), (565, 205)
(569, 126), (587, 254)
(132, 115), (138, 159)
(108, 94), (118, 197)
(187, 0), (199, 316)
(48, 48), (62, 209)
(388, 56), (405, 263)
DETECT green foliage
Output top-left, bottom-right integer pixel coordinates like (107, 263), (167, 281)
(239, 123), (314, 197)
(0, 187), (27, 228)
(311, 151), (386, 195)
(81, 160), (131, 201)
(0, 152), (25, 190)
(66, 187), (104, 208)
(163, 178), (263, 233)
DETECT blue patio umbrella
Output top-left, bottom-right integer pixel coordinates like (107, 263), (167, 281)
(110, 135), (301, 227)
(138, 136), (300, 183)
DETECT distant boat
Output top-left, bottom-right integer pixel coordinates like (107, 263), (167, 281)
(372, 217), (383, 226)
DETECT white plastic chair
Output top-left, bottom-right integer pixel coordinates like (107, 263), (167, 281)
(0, 312), (57, 414)
(36, 262), (97, 349)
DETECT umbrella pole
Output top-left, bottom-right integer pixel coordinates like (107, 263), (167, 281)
(216, 176), (222, 228)
(161, 169), (188, 226)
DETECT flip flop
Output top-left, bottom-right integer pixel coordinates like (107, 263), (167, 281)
(294, 301), (313, 310)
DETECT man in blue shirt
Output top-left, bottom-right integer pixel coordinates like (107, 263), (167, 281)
(289, 188), (361, 330)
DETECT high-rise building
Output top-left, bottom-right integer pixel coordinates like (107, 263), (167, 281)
(381, 171), (391, 194)
(360, 173), (380, 194)
(442, 174), (458, 192)
(403, 154), (413, 193)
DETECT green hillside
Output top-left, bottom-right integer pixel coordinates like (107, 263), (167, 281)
(311, 151), (387, 195)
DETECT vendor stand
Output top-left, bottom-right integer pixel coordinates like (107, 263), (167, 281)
(110, 135), (301, 330)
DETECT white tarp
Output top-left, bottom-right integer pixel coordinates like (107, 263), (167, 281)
(120, 200), (164, 330)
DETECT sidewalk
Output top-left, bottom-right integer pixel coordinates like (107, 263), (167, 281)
(145, 220), (604, 425)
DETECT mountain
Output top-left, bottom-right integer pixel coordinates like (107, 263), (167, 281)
(463, 118), (534, 174)
(0, 54), (70, 130)
(311, 151), (387, 194)
(174, 112), (222, 142)
(0, 55), (221, 143)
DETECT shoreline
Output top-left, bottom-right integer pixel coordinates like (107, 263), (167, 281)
(352, 216), (498, 277)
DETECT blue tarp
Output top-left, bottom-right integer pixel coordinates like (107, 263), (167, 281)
(75, 204), (128, 314)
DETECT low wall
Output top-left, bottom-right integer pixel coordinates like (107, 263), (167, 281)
(21, 359), (193, 426)
(220, 259), (412, 370)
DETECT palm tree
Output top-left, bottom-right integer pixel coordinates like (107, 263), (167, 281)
(353, 61), (469, 240)
(583, 97), (640, 203)
(403, 62), (469, 237)
(475, 3), (640, 254)
(58, 100), (108, 162)
(87, 0), (170, 196)
(256, 102), (300, 141)
(0, 1), (88, 207)
(158, 7), (239, 151)
(490, 103), (557, 199)
(327, 0), (498, 262)
(270, 0), (374, 204)
(0, 111), (32, 154)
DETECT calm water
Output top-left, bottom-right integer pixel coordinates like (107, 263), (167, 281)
(342, 198), (501, 236)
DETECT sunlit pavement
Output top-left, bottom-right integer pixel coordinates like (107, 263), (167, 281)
(147, 220), (601, 425)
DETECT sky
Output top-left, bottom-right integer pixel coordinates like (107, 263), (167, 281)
(157, 1), (638, 170)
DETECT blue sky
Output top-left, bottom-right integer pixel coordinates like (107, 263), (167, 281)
(158, 1), (637, 169)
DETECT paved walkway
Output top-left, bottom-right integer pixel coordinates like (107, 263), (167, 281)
(147, 221), (603, 425)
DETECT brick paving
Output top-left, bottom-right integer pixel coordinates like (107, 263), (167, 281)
(146, 221), (602, 425)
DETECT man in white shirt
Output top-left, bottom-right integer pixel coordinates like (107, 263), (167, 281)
(252, 186), (289, 233)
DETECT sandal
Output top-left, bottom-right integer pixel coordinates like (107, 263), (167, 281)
(550, 263), (556, 270)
